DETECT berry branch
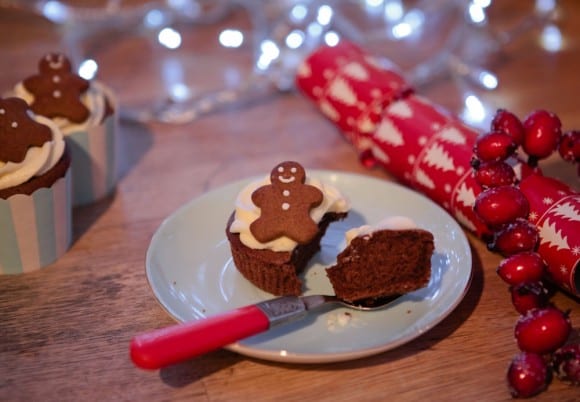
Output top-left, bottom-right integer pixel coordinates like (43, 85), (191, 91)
(471, 109), (579, 398)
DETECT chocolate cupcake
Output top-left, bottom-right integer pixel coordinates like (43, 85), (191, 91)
(0, 97), (72, 274)
(226, 161), (350, 296)
(10, 52), (118, 206)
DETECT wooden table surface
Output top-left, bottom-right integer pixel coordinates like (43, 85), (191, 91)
(0, 1), (578, 401)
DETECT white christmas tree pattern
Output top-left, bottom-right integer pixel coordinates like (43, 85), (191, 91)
(388, 101), (413, 118)
(414, 167), (435, 189)
(423, 143), (456, 172)
(438, 126), (467, 145)
(319, 100), (339, 122)
(539, 219), (571, 252)
(328, 76), (357, 106)
(551, 200), (580, 222)
(454, 181), (477, 209)
(341, 62), (369, 81)
(375, 119), (404, 146)
(370, 144), (390, 164)
(357, 116), (377, 134)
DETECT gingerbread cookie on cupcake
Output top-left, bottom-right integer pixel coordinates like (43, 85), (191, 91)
(10, 52), (118, 206)
(0, 97), (72, 274)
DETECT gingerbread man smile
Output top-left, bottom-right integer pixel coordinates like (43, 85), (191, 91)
(46, 54), (66, 70)
(276, 165), (298, 184)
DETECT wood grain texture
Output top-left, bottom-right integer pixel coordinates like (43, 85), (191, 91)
(0, 2), (578, 401)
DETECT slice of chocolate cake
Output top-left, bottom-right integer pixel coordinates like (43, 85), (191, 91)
(326, 217), (434, 302)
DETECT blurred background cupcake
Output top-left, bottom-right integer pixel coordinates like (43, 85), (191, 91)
(9, 52), (118, 206)
(0, 97), (72, 274)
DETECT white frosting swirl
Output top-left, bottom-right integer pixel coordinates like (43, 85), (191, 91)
(344, 216), (417, 245)
(230, 175), (350, 252)
(0, 113), (65, 190)
(12, 80), (110, 134)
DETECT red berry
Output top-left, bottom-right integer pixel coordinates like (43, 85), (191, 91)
(523, 110), (562, 163)
(497, 252), (546, 286)
(491, 109), (525, 145)
(515, 307), (571, 354)
(510, 282), (549, 315)
(492, 218), (539, 256)
(558, 130), (580, 163)
(473, 160), (516, 188)
(551, 343), (580, 385)
(474, 131), (518, 162)
(474, 186), (529, 228)
(507, 352), (549, 398)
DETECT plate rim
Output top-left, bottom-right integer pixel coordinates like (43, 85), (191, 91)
(145, 169), (473, 364)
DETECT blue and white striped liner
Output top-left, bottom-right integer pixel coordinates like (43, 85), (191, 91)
(67, 109), (118, 206)
(0, 171), (72, 275)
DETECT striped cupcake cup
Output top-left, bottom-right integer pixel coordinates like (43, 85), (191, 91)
(66, 107), (118, 206)
(64, 83), (119, 206)
(0, 171), (72, 275)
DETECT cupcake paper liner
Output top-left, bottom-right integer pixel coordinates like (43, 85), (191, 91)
(0, 171), (72, 274)
(67, 107), (117, 206)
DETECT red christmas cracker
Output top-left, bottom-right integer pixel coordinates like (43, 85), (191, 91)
(520, 174), (579, 295)
(295, 41), (410, 153)
(296, 41), (579, 296)
(369, 94), (494, 236)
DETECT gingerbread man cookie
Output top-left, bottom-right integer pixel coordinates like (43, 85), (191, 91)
(250, 161), (323, 244)
(0, 97), (51, 164)
(23, 53), (90, 123)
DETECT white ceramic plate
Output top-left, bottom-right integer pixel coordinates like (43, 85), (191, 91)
(146, 170), (472, 364)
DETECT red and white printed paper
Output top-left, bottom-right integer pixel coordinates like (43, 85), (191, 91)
(296, 41), (579, 296)
(520, 174), (579, 295)
(296, 41), (410, 154)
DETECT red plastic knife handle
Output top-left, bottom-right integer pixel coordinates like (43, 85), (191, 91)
(130, 305), (270, 369)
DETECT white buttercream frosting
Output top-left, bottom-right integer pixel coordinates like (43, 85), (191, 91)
(230, 175), (350, 252)
(12, 80), (110, 134)
(344, 216), (417, 245)
(0, 113), (65, 191)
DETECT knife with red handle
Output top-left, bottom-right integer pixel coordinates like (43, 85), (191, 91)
(129, 295), (320, 369)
